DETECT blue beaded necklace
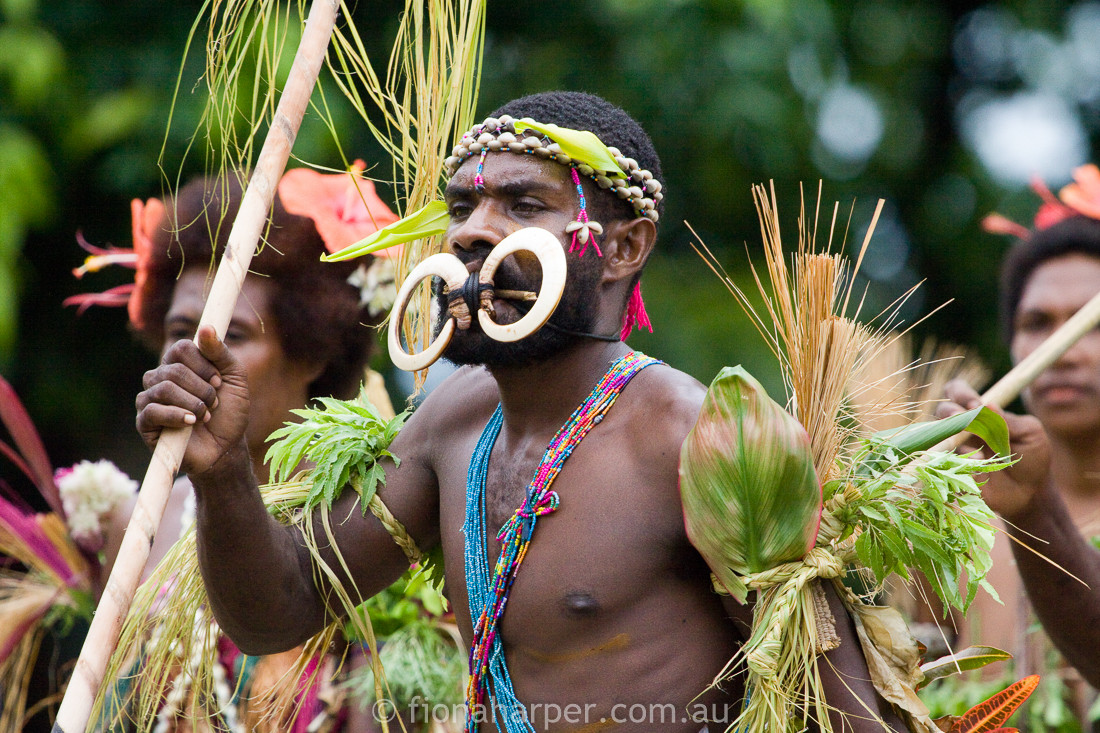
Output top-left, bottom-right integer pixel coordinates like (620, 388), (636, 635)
(462, 351), (659, 732)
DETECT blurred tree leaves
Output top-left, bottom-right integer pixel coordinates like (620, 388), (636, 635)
(1, 0), (1097, 482)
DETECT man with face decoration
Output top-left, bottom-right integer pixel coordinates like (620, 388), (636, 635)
(136, 91), (903, 732)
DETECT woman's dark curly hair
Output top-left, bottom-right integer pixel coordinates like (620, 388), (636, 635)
(134, 175), (378, 400)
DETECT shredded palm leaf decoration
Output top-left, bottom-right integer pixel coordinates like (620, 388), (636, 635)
(325, 0), (486, 369)
(92, 384), (428, 732)
(93, 2), (485, 729)
(683, 183), (1021, 733)
(0, 376), (97, 732)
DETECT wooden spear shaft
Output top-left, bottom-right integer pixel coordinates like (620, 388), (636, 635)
(53, 2), (339, 731)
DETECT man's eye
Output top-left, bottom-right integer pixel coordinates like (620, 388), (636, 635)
(514, 200), (542, 213)
(224, 330), (247, 344)
(448, 202), (472, 218)
(1017, 317), (1048, 333)
(166, 327), (194, 342)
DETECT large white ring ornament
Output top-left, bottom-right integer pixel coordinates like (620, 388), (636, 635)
(387, 227), (568, 372)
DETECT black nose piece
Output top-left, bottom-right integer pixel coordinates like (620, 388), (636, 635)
(445, 270), (497, 330)
(461, 270), (485, 317)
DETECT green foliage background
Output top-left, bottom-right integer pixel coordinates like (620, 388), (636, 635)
(2, 0), (1099, 492)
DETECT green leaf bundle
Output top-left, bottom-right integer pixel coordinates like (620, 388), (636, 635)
(265, 386), (409, 513)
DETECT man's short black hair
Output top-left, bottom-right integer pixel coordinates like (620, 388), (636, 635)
(490, 91), (665, 225)
(999, 214), (1100, 340)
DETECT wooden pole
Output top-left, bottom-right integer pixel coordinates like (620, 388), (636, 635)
(52, 2), (339, 731)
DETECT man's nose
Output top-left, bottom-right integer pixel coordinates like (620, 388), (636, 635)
(450, 203), (507, 256)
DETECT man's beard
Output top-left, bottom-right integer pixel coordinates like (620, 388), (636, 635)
(435, 250), (603, 368)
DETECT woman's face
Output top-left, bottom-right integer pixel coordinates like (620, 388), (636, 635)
(163, 268), (321, 473)
(1012, 253), (1100, 442)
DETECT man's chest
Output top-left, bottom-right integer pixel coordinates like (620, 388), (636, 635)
(434, 423), (696, 636)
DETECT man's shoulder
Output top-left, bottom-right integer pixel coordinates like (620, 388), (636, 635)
(631, 359), (706, 411)
(410, 364), (499, 428)
(620, 359), (707, 442)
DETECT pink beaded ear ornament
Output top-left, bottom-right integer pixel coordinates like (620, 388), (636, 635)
(325, 116), (664, 370)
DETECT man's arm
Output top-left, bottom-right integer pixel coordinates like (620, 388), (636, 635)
(136, 326), (439, 654)
(719, 586), (905, 732)
(941, 380), (1100, 687)
(819, 585), (907, 732)
(1003, 481), (1100, 686)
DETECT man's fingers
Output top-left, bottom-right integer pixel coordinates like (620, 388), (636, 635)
(159, 337), (224, 391)
(136, 402), (201, 438)
(934, 400), (966, 420)
(943, 378), (982, 410)
(137, 377), (217, 423)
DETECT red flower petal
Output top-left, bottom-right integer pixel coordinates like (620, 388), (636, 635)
(1060, 163), (1100, 220)
(278, 162), (400, 257)
(128, 197), (165, 330)
(981, 213), (1031, 239)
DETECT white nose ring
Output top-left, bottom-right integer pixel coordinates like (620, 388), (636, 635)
(387, 228), (567, 372)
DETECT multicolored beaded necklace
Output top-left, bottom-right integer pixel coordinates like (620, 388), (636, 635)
(462, 351), (659, 732)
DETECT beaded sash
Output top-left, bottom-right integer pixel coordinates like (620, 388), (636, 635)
(462, 351), (659, 732)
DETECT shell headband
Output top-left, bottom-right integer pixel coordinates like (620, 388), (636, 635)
(444, 115), (664, 224)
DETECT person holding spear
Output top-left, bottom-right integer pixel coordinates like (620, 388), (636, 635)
(69, 165), (407, 730)
(134, 90), (908, 732)
(939, 165), (1100, 701)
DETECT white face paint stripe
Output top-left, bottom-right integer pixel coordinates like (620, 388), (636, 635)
(387, 228), (568, 372)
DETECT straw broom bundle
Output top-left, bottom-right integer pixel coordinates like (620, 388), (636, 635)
(682, 183), (1018, 732)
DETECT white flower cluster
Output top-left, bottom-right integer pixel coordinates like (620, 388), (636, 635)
(56, 459), (136, 553)
(347, 257), (397, 317)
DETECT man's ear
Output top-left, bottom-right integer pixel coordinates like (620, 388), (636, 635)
(601, 217), (657, 285)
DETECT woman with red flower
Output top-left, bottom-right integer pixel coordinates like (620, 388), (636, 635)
(70, 163), (404, 732)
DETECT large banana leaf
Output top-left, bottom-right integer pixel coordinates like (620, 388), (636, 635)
(680, 366), (822, 603)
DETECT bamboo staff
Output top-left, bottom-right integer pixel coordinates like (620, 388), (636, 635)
(52, 2), (339, 731)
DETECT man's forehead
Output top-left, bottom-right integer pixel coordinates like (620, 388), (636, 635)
(446, 152), (570, 193)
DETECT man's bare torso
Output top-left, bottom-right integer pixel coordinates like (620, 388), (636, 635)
(412, 361), (748, 732)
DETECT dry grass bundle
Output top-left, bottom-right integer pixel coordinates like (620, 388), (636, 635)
(854, 335), (991, 435)
(685, 181), (1010, 733)
(694, 182), (902, 482)
(90, 478), (348, 733)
